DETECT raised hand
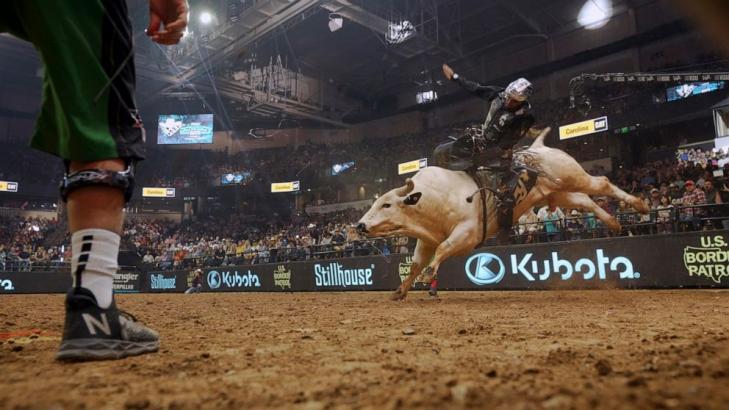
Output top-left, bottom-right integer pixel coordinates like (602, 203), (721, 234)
(442, 63), (455, 80)
(147, 0), (189, 45)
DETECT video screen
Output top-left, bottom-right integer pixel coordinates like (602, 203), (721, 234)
(666, 82), (725, 102)
(221, 171), (252, 185)
(157, 114), (214, 144)
(331, 161), (355, 176)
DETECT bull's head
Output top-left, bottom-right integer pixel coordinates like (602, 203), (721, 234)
(356, 178), (423, 237)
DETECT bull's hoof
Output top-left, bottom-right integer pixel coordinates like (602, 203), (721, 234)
(419, 267), (435, 283)
(391, 289), (407, 301)
(633, 201), (650, 214)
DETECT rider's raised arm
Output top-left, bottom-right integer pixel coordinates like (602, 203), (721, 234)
(453, 75), (502, 100)
(442, 63), (501, 100)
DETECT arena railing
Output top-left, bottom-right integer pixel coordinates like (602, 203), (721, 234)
(511, 202), (729, 244)
(0, 259), (137, 273)
(142, 238), (411, 271)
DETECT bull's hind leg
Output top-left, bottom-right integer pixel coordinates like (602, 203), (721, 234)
(392, 240), (435, 301)
(572, 175), (649, 214)
(550, 192), (621, 233)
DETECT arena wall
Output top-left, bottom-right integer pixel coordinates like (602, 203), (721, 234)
(2, 231), (728, 294)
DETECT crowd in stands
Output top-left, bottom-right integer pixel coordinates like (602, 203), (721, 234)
(3, 148), (729, 271)
(124, 208), (408, 271)
(4, 141), (729, 270)
(514, 154), (729, 243)
(0, 215), (64, 271)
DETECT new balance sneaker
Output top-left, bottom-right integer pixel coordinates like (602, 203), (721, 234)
(56, 287), (159, 362)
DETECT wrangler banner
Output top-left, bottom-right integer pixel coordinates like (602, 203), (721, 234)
(0, 270), (143, 294)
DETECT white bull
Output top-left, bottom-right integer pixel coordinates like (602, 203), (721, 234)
(357, 128), (648, 300)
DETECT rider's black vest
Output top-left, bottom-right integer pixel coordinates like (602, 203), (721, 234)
(482, 94), (534, 150)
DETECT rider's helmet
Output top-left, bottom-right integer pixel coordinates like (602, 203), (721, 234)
(505, 78), (533, 102)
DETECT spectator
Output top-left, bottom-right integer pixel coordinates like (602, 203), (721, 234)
(649, 188), (661, 208)
(517, 208), (540, 244)
(616, 200), (637, 236)
(565, 210), (583, 240)
(669, 183), (683, 205)
(395, 237), (409, 254)
(582, 210), (598, 238)
(655, 195), (674, 234)
(680, 180), (706, 231)
(703, 179), (722, 229)
(637, 192), (653, 234)
(142, 252), (155, 265)
(185, 269), (203, 294)
(18, 246), (31, 271)
(539, 205), (564, 242)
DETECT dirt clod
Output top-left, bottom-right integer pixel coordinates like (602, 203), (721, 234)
(595, 359), (612, 376)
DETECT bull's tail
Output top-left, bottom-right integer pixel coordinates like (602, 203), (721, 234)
(529, 127), (551, 149)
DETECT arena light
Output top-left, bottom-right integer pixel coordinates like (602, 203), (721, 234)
(386, 20), (415, 44)
(328, 14), (343, 32)
(199, 11), (213, 25)
(578, 0), (613, 30)
(416, 90), (438, 104)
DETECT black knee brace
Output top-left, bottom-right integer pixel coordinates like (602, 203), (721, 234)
(59, 162), (136, 203)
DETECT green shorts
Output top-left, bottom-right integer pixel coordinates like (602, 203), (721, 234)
(0, 0), (145, 162)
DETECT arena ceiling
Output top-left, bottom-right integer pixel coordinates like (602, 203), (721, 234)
(0, 0), (691, 130)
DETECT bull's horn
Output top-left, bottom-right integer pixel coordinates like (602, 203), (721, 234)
(395, 178), (415, 197)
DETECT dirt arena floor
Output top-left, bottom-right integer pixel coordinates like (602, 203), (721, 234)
(2, 290), (729, 410)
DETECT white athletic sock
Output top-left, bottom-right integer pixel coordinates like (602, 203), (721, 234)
(71, 229), (120, 309)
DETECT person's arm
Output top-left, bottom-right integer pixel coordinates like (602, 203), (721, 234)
(442, 64), (501, 100)
(147, 0), (189, 45)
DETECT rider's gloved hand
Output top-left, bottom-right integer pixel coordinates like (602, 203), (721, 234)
(442, 64), (457, 81)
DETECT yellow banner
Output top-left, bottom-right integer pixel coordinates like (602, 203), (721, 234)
(398, 158), (428, 175)
(142, 187), (176, 198)
(271, 181), (300, 193)
(559, 116), (608, 140)
(0, 181), (18, 192)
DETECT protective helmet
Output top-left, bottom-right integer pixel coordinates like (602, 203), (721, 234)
(505, 78), (533, 102)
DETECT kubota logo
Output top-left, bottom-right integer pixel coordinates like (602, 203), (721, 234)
(465, 253), (506, 285)
(464, 249), (640, 285)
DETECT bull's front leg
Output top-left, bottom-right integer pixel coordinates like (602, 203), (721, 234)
(392, 240), (436, 301)
(419, 224), (480, 288)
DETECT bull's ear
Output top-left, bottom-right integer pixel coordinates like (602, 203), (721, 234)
(404, 192), (422, 206)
